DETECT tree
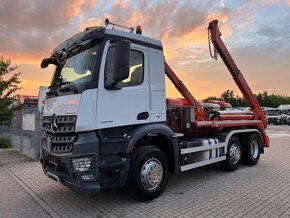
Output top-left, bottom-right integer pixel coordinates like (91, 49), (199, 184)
(203, 89), (290, 108)
(221, 89), (236, 106)
(0, 57), (21, 125)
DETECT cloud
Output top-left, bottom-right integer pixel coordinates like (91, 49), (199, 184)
(261, 0), (280, 5)
(220, 0), (225, 7)
(78, 18), (102, 31)
(96, 0), (231, 64)
(0, 0), (96, 60)
(0, 0), (289, 99)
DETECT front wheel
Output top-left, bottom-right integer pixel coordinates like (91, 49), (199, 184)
(220, 136), (242, 172)
(243, 134), (261, 165)
(127, 146), (169, 201)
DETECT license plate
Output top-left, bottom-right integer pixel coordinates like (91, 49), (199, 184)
(48, 154), (60, 166)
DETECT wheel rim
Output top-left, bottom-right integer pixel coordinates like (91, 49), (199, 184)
(140, 158), (163, 191)
(229, 144), (241, 165)
(250, 139), (259, 159)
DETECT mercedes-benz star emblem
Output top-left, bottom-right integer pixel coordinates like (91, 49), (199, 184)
(51, 114), (58, 133)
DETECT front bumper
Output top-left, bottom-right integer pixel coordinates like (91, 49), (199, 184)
(41, 131), (101, 195)
(267, 118), (280, 124)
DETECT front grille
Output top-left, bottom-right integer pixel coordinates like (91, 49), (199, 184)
(42, 115), (77, 154)
(42, 115), (76, 134)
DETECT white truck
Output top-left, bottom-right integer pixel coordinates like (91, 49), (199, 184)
(40, 19), (269, 201)
(266, 108), (283, 125)
(278, 105), (290, 124)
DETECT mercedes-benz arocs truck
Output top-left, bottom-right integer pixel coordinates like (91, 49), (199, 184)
(40, 19), (269, 201)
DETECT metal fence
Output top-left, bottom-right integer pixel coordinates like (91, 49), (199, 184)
(0, 107), (41, 160)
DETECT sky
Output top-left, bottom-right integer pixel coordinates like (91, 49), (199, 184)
(1, 0), (290, 100)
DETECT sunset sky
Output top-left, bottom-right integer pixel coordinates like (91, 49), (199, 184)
(1, 0), (290, 100)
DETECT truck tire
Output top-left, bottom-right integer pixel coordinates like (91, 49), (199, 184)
(127, 146), (169, 201)
(220, 136), (242, 172)
(243, 134), (261, 165)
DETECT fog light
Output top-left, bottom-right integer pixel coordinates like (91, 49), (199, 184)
(81, 175), (95, 180)
(72, 157), (92, 172)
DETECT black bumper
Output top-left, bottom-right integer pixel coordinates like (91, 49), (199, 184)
(41, 131), (101, 195)
(43, 164), (101, 195)
(267, 119), (280, 124)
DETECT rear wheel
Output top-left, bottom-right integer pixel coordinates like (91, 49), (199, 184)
(127, 146), (169, 201)
(243, 134), (261, 165)
(220, 136), (242, 172)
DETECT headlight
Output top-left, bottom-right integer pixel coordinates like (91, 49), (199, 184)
(72, 157), (92, 172)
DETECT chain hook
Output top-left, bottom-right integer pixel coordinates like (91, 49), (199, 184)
(208, 28), (218, 60)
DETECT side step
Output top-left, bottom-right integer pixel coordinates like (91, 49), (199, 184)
(181, 156), (226, 172)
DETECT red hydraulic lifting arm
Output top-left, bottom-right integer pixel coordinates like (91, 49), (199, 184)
(208, 20), (267, 129)
(164, 61), (207, 121)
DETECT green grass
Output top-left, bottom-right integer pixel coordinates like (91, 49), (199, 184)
(0, 137), (11, 148)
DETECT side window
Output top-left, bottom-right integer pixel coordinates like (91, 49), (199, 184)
(105, 46), (144, 88)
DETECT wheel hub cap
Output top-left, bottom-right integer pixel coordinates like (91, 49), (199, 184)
(229, 144), (241, 165)
(140, 158), (163, 190)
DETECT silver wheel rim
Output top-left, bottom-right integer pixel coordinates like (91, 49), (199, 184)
(250, 139), (259, 159)
(140, 158), (163, 191)
(229, 144), (241, 165)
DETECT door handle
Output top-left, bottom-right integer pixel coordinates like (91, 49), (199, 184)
(137, 112), (149, 120)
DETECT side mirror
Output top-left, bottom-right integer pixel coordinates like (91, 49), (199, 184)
(41, 58), (50, 68)
(113, 40), (130, 81)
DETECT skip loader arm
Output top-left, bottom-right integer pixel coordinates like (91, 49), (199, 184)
(208, 20), (269, 146)
(208, 20), (267, 129)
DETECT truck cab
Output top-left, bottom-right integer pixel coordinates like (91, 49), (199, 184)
(40, 25), (169, 197)
(287, 109), (290, 125)
(278, 105), (290, 124)
(266, 108), (283, 125)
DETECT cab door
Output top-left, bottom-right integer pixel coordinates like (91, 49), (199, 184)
(96, 41), (150, 129)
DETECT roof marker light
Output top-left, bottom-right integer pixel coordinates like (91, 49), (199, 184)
(136, 25), (142, 35)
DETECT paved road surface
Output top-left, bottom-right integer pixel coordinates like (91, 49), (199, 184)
(1, 125), (290, 218)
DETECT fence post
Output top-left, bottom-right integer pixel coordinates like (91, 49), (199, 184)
(34, 110), (41, 160)
(20, 109), (23, 153)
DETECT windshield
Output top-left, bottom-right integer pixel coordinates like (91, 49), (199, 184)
(51, 45), (99, 88)
(287, 110), (290, 115)
(267, 110), (280, 116)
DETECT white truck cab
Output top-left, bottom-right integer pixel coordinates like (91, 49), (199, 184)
(266, 108), (283, 125)
(278, 105), (290, 124)
(287, 109), (290, 125)
(40, 25), (170, 198)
